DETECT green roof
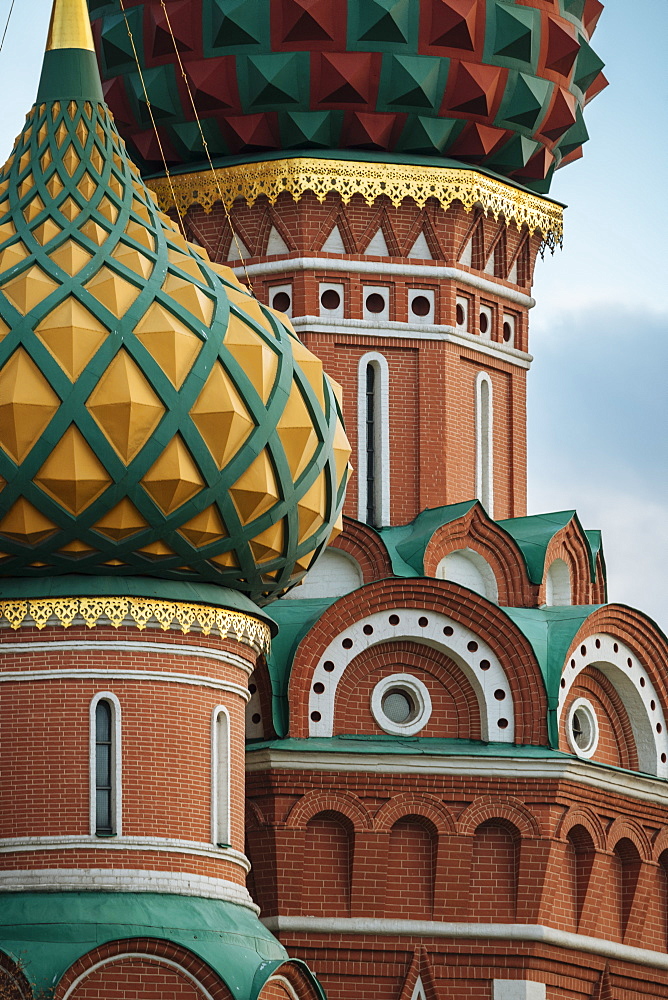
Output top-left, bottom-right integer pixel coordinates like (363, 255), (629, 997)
(377, 501), (477, 577)
(497, 510), (600, 584)
(265, 597), (339, 736)
(247, 734), (575, 759)
(0, 892), (297, 999)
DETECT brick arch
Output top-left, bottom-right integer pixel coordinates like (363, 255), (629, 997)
(257, 962), (323, 1000)
(246, 800), (268, 830)
(540, 518), (594, 606)
(331, 517), (394, 584)
(607, 817), (652, 861)
(457, 796), (541, 838)
(423, 503), (534, 606)
(373, 793), (456, 835)
(55, 939), (233, 1000)
(0, 953), (30, 1000)
(652, 828), (668, 863)
(333, 639), (482, 739)
(566, 605), (668, 709)
(561, 608), (668, 777)
(561, 667), (639, 771)
(556, 806), (607, 851)
(285, 789), (372, 831)
(288, 579), (547, 744)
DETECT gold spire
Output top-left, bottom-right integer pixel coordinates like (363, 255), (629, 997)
(46, 0), (95, 53)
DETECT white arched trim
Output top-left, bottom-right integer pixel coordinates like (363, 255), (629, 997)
(558, 633), (668, 778)
(61, 954), (218, 1000)
(357, 351), (390, 526)
(211, 706), (231, 847)
(284, 548), (363, 600)
(89, 692), (122, 838)
(475, 372), (494, 517)
(308, 608), (514, 741)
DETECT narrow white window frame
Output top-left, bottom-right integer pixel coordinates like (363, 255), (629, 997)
(357, 351), (390, 526)
(89, 691), (122, 838)
(211, 706), (231, 848)
(475, 371), (494, 517)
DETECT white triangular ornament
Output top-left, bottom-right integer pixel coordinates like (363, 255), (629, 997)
(322, 225), (346, 253)
(227, 235), (250, 261)
(408, 231), (432, 259)
(365, 228), (389, 256)
(266, 226), (289, 255)
(460, 237), (473, 266)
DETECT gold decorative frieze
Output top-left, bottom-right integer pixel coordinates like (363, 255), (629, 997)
(0, 595), (270, 653)
(148, 157), (564, 249)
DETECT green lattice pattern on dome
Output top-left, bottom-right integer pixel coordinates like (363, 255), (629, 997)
(87, 0), (606, 192)
(0, 93), (350, 604)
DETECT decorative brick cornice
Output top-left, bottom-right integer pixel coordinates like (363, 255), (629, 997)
(148, 158), (564, 250)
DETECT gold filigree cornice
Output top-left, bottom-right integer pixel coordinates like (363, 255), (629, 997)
(0, 596), (270, 653)
(148, 157), (563, 249)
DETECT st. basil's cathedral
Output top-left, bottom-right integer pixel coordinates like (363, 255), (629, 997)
(1, 1), (667, 999)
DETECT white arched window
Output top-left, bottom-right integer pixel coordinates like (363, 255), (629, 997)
(436, 548), (499, 604)
(89, 692), (121, 837)
(211, 706), (231, 847)
(357, 352), (390, 526)
(475, 372), (494, 517)
(545, 558), (572, 606)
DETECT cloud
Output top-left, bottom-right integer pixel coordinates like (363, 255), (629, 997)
(528, 305), (668, 634)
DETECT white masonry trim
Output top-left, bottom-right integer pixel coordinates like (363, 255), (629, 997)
(230, 257), (535, 308)
(0, 836), (250, 870)
(89, 691), (122, 837)
(260, 916), (668, 970)
(308, 608), (514, 741)
(0, 639), (254, 675)
(0, 869), (259, 910)
(558, 632), (668, 778)
(290, 316), (532, 369)
(62, 954), (217, 1000)
(0, 668), (250, 701)
(357, 351), (391, 525)
(245, 750), (668, 806)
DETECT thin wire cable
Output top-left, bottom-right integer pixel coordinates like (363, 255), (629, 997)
(117, 0), (186, 236)
(0, 0), (17, 53)
(158, 0), (253, 290)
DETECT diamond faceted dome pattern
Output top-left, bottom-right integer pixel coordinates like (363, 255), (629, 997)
(88, 0), (605, 191)
(0, 97), (350, 603)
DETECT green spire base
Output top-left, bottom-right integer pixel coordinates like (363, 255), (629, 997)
(36, 48), (104, 103)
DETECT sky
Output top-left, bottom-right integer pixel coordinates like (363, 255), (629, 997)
(0, 1), (665, 629)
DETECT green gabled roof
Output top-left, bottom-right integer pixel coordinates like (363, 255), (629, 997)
(0, 892), (288, 999)
(377, 500), (479, 577)
(503, 604), (603, 745)
(496, 510), (600, 584)
(264, 596), (339, 737)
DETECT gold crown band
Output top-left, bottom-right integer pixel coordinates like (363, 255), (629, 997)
(148, 157), (563, 249)
(0, 596), (271, 653)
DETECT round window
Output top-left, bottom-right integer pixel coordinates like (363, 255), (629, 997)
(371, 673), (432, 735)
(566, 698), (599, 758)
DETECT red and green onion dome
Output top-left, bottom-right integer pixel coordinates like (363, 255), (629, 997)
(0, 6), (351, 606)
(87, 0), (606, 192)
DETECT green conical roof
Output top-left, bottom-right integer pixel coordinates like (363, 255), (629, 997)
(0, 0), (350, 604)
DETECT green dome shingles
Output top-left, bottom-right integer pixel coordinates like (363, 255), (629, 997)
(0, 46), (350, 603)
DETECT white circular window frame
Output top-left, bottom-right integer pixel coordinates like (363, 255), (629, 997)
(371, 673), (432, 736)
(566, 697), (599, 759)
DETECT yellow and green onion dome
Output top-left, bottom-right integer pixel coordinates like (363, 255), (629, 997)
(0, 0), (350, 605)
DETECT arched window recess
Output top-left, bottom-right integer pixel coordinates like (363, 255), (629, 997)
(357, 352), (390, 527)
(90, 692), (121, 837)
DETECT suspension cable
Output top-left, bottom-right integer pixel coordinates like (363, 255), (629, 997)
(116, 0), (186, 237)
(158, 0), (253, 290)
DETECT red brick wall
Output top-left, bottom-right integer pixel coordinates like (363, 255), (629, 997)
(67, 958), (208, 998)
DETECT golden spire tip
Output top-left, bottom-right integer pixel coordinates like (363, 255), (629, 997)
(46, 0), (95, 53)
